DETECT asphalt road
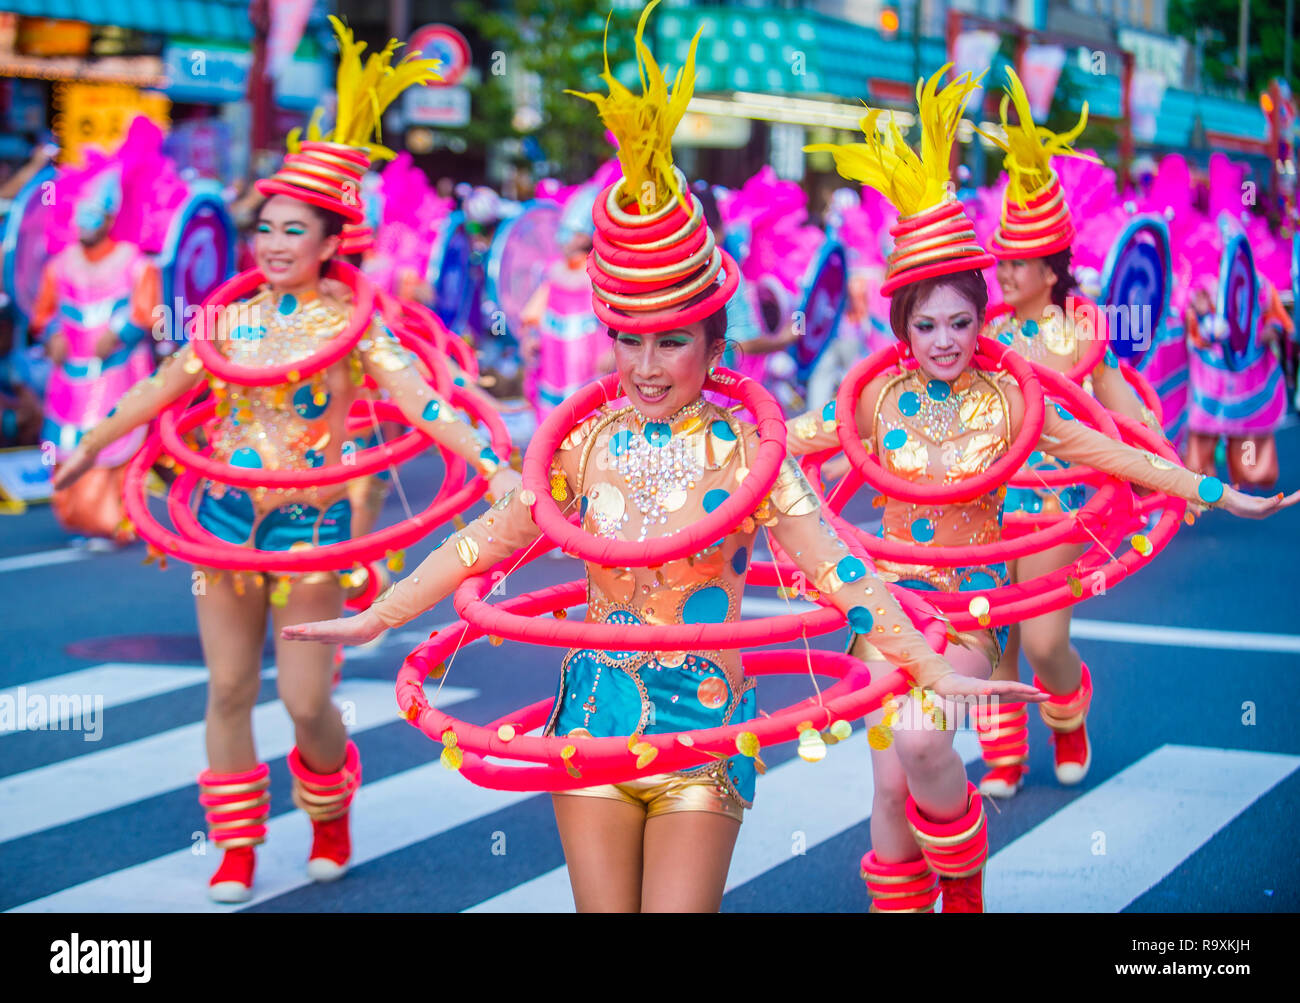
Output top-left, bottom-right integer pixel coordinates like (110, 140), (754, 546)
(1, 419), (1297, 913)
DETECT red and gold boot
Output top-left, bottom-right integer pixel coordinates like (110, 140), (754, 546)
(860, 850), (939, 913)
(197, 763), (271, 903)
(974, 700), (1029, 798)
(287, 740), (361, 882)
(906, 781), (988, 914)
(1034, 663), (1093, 786)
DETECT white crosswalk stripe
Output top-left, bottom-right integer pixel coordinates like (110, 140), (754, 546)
(4, 655), (1297, 914)
(0, 676), (477, 843)
(985, 744), (1300, 912)
(1, 664), (208, 739)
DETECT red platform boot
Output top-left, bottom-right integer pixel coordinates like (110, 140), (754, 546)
(287, 740), (362, 882)
(1034, 663), (1093, 786)
(974, 700), (1029, 798)
(860, 850), (939, 913)
(906, 781), (988, 913)
(197, 763), (271, 903)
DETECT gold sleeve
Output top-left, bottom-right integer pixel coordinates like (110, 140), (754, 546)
(368, 411), (598, 629)
(1038, 404), (1220, 506)
(1089, 358), (1163, 436)
(369, 487), (545, 629)
(81, 345), (204, 454)
(361, 319), (503, 479)
(764, 458), (954, 688)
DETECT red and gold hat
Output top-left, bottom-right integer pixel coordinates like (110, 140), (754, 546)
(984, 67), (1097, 260)
(256, 16), (439, 226)
(807, 66), (993, 296)
(569, 0), (739, 332)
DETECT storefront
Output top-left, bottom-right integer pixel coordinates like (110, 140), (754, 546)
(0, 4), (331, 185)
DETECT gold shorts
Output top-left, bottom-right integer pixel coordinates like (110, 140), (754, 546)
(554, 771), (746, 824)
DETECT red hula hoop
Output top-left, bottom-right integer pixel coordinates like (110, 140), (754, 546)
(834, 337), (1046, 504)
(190, 263), (376, 386)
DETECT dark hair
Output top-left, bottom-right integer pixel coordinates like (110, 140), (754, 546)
(889, 269), (989, 341)
(1040, 247), (1075, 311)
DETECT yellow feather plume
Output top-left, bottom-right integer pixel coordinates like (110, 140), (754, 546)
(566, 0), (698, 213)
(805, 65), (983, 217)
(290, 16), (442, 161)
(980, 66), (1098, 204)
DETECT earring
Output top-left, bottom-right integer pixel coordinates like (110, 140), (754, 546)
(898, 341), (911, 359)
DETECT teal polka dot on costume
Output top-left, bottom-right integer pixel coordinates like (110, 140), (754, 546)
(836, 555), (866, 582)
(821, 400), (836, 421)
(711, 419), (736, 441)
(1029, 450), (1044, 465)
(883, 428), (908, 450)
(1105, 348), (1118, 368)
(703, 489), (729, 513)
(293, 385), (328, 419)
(230, 447), (263, 468)
(731, 547), (748, 575)
(304, 449), (325, 468)
(960, 570), (997, 591)
(421, 399), (440, 421)
(277, 294), (298, 316)
(898, 391), (920, 416)
(682, 586), (729, 624)
(580, 495), (589, 520)
(611, 429), (633, 456)
(1054, 404), (1075, 421)
(926, 379), (951, 401)
(454, 375), (466, 387)
(480, 447), (499, 465)
(1198, 476), (1224, 504)
(644, 422), (672, 447)
(847, 605), (874, 633)
(1022, 318), (1039, 336)
(910, 518), (935, 542)
(998, 330), (1015, 345)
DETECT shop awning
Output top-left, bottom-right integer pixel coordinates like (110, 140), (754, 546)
(1, 0), (253, 44)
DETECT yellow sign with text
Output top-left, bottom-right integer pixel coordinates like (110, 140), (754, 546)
(53, 82), (170, 165)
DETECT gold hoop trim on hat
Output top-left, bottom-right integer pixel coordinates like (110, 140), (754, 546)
(593, 229), (717, 283)
(271, 172), (348, 199)
(889, 226), (980, 266)
(602, 200), (706, 253)
(890, 243), (985, 274)
(595, 250), (723, 310)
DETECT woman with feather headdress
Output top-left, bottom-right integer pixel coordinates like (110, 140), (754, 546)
(54, 18), (521, 903)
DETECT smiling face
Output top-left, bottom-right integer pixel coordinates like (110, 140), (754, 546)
(905, 283), (982, 383)
(253, 195), (340, 293)
(612, 321), (722, 419)
(996, 257), (1056, 316)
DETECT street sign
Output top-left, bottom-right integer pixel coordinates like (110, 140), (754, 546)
(402, 85), (470, 127)
(408, 24), (471, 87)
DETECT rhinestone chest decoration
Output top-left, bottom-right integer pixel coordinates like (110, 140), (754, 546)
(608, 400), (707, 542)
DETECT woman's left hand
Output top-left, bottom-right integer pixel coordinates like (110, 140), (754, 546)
(930, 673), (1049, 703)
(1219, 485), (1300, 519)
(282, 608), (386, 646)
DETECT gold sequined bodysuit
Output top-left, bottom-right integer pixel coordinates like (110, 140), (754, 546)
(371, 392), (957, 807)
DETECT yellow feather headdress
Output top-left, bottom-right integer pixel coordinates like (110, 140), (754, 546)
(289, 16), (442, 162)
(980, 66), (1098, 204)
(805, 65), (984, 217)
(566, 0), (699, 213)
